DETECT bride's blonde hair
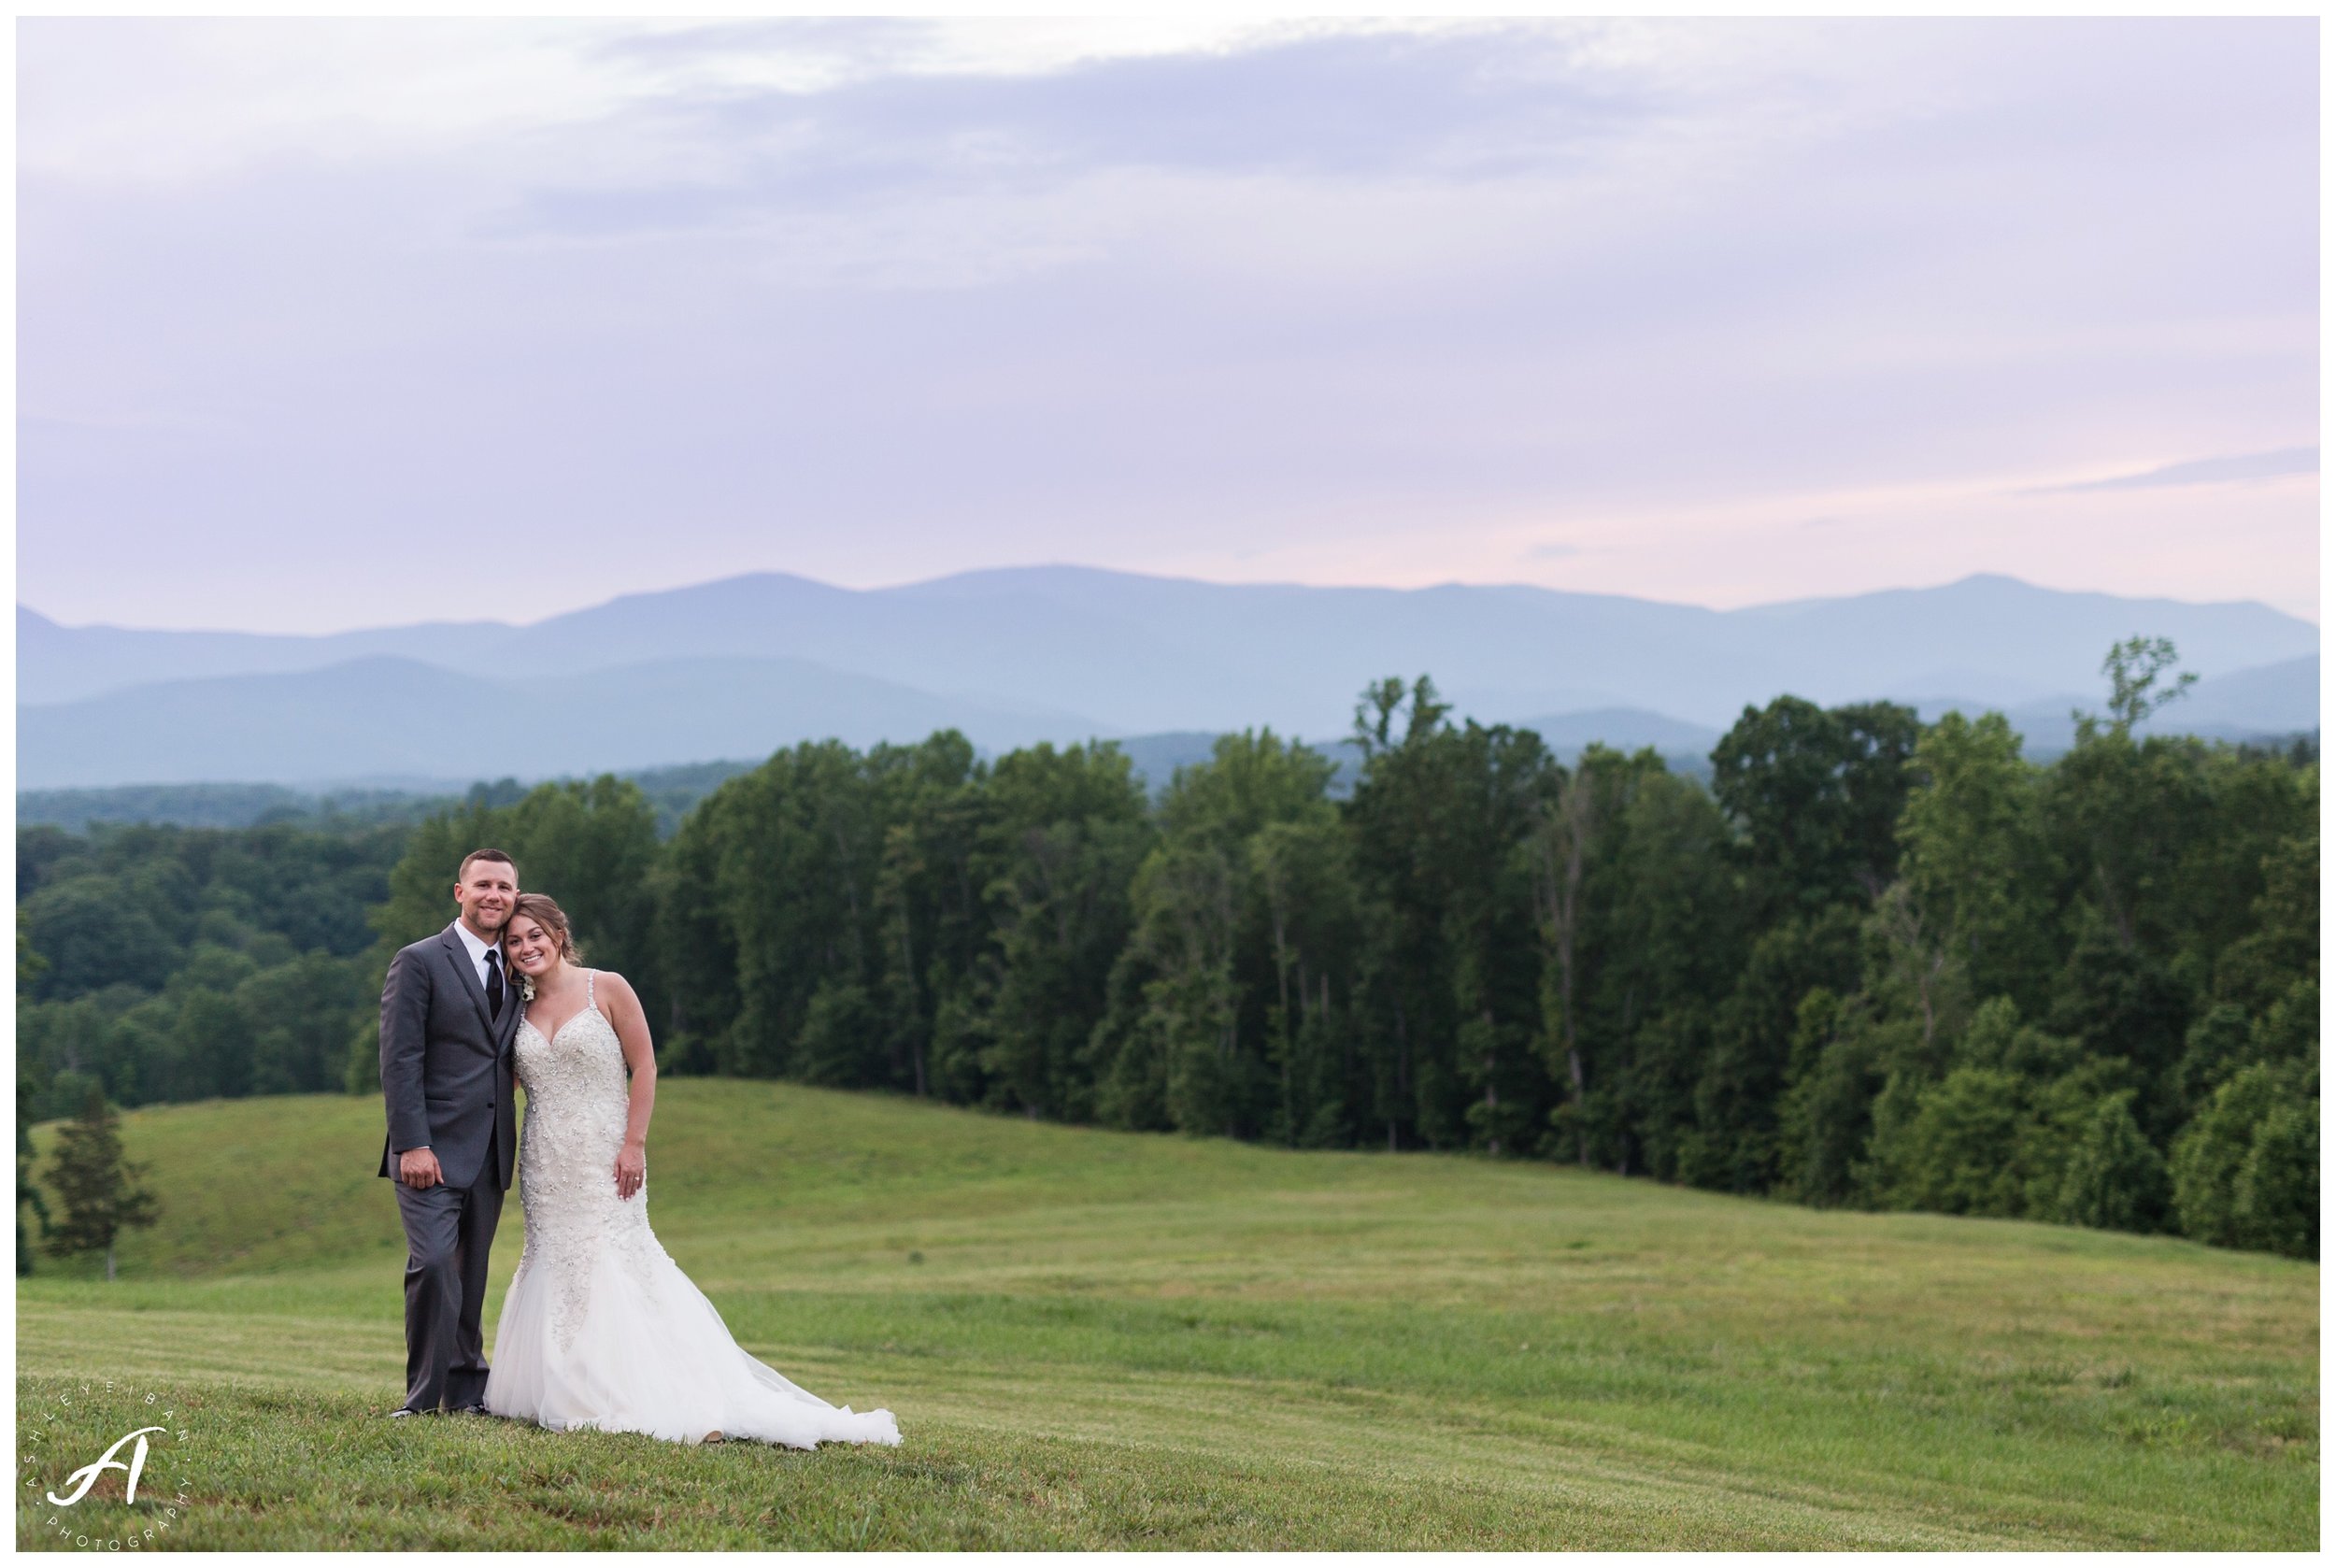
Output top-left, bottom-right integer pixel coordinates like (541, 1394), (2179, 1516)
(506, 892), (582, 964)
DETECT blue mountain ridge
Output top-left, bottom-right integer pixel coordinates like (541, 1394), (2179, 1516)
(17, 568), (2317, 790)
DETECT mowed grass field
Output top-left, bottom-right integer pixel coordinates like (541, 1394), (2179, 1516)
(17, 1082), (2318, 1549)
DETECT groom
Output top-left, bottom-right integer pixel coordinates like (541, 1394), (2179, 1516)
(377, 848), (524, 1418)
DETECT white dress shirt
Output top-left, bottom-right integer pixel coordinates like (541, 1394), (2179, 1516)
(452, 919), (504, 993)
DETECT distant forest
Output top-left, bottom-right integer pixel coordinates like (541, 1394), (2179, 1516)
(17, 640), (2318, 1262)
(18, 759), (759, 839)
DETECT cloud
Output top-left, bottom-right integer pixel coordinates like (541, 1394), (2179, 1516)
(490, 26), (1646, 244)
(2024, 447), (2318, 494)
(14, 20), (2319, 633)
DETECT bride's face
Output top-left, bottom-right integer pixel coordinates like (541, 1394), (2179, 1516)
(505, 916), (561, 978)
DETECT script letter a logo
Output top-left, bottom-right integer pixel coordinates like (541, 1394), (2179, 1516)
(46, 1426), (165, 1506)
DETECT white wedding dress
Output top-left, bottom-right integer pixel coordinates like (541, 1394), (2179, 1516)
(482, 970), (900, 1448)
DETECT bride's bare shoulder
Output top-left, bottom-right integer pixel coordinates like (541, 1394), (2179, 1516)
(593, 968), (644, 1011)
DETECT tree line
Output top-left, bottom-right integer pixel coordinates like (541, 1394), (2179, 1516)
(17, 639), (2318, 1265)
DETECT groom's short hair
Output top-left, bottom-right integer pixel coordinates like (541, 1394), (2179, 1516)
(457, 848), (516, 882)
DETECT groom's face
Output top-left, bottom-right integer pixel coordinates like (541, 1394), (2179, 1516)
(454, 858), (519, 936)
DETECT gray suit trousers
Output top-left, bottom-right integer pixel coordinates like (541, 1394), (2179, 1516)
(393, 1165), (506, 1413)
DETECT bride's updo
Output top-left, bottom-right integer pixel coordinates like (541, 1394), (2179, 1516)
(507, 891), (582, 964)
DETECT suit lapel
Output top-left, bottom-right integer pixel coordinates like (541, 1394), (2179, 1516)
(497, 977), (527, 1055)
(438, 925), (497, 1038)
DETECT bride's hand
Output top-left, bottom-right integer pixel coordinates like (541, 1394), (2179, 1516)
(615, 1141), (647, 1200)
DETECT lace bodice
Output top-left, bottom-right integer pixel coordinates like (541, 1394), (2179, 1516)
(515, 971), (631, 1177)
(513, 971), (663, 1352)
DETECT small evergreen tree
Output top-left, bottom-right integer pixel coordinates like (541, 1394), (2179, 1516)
(42, 1085), (159, 1282)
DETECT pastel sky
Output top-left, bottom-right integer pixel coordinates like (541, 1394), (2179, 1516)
(18, 18), (2320, 634)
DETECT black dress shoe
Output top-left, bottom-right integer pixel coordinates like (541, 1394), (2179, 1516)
(453, 1403), (491, 1417)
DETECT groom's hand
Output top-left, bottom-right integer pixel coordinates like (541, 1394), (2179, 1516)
(398, 1147), (444, 1190)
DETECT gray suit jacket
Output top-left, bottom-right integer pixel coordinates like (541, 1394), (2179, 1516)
(377, 922), (523, 1191)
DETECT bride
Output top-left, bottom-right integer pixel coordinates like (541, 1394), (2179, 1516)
(482, 892), (900, 1449)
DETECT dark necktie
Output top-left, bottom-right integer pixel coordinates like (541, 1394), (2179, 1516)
(485, 948), (506, 1019)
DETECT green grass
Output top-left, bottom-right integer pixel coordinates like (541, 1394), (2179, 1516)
(17, 1082), (2318, 1548)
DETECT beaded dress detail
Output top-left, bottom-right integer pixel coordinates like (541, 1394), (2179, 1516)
(482, 970), (900, 1448)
